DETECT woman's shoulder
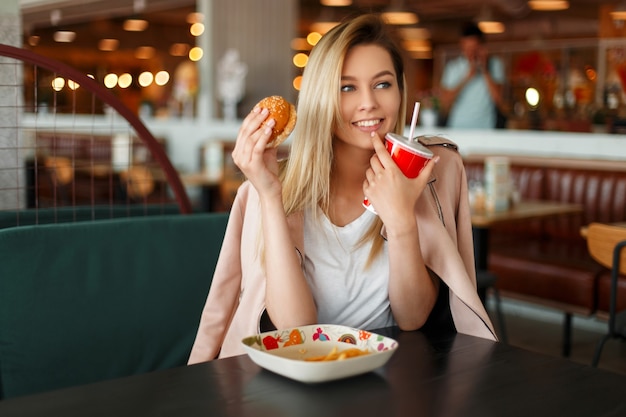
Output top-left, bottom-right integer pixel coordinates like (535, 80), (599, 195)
(417, 135), (459, 152)
(418, 135), (464, 173)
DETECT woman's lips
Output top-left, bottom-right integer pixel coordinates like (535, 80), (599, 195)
(353, 119), (383, 132)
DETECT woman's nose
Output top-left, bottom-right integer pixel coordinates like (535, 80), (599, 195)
(358, 89), (378, 111)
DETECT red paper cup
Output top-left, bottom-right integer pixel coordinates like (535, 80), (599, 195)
(363, 133), (433, 214)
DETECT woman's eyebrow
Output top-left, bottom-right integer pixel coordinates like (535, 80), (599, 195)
(341, 70), (395, 81)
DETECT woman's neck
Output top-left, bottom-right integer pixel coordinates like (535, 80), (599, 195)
(326, 141), (373, 226)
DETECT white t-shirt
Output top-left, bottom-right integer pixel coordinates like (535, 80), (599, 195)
(303, 208), (395, 330)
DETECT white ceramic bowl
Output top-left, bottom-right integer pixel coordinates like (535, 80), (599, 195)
(241, 324), (398, 383)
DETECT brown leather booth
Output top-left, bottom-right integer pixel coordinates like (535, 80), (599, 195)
(465, 156), (626, 353)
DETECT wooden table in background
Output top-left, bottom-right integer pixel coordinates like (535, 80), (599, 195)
(470, 200), (584, 340)
(471, 200), (583, 274)
(471, 200), (584, 229)
(180, 172), (220, 212)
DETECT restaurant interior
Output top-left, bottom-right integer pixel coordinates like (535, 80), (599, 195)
(0, 0), (625, 406)
(18, 0), (626, 131)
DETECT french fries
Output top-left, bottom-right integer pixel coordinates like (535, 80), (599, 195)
(304, 346), (370, 362)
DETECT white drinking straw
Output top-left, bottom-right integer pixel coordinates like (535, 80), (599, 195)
(408, 102), (420, 141)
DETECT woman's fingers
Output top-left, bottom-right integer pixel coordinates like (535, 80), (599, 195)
(364, 132), (441, 220)
(370, 132), (393, 170)
(233, 107), (275, 166)
(246, 118), (275, 161)
(233, 109), (259, 160)
(229, 103), (284, 196)
(416, 155), (440, 183)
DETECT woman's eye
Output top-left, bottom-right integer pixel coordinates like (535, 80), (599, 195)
(341, 84), (355, 92)
(374, 81), (392, 89)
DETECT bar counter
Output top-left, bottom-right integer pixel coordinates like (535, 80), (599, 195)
(21, 114), (626, 174)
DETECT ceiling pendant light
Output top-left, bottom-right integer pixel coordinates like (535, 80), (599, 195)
(310, 7), (341, 34)
(320, 0), (352, 6)
(527, 1), (570, 11)
(124, 0), (148, 32)
(381, 0), (419, 25)
(123, 18), (148, 31)
(53, 31), (76, 43)
(611, 2), (626, 21)
(98, 38), (119, 51)
(475, 6), (505, 34)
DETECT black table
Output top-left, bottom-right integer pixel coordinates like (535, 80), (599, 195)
(1, 328), (625, 417)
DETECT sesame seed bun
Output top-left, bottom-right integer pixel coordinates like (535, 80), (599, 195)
(257, 95), (297, 147)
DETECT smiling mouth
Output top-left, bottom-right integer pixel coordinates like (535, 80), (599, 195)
(354, 119), (382, 128)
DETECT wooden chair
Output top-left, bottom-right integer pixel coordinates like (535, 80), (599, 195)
(586, 222), (626, 367)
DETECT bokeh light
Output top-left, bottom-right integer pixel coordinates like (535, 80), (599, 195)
(190, 23), (205, 36)
(293, 75), (303, 91)
(117, 73), (133, 89)
(189, 47), (203, 61)
(525, 87), (540, 107)
(138, 71), (154, 87)
(51, 77), (65, 91)
(293, 53), (308, 68)
(155, 71), (170, 86)
(104, 73), (118, 89)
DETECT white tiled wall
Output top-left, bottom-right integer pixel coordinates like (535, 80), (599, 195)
(0, 9), (22, 210)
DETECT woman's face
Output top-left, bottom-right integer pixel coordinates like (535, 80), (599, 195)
(334, 44), (401, 150)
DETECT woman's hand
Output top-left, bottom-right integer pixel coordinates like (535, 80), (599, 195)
(364, 132), (439, 329)
(232, 106), (315, 328)
(231, 106), (282, 199)
(232, 109), (316, 330)
(363, 132), (439, 233)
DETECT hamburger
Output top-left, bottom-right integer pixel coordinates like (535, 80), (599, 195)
(256, 95), (296, 147)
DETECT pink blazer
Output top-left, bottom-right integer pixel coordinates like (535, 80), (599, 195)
(188, 136), (497, 363)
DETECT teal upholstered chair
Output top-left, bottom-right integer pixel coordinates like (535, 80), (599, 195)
(0, 204), (183, 230)
(0, 212), (229, 399)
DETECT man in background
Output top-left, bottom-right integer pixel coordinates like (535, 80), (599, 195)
(440, 22), (505, 129)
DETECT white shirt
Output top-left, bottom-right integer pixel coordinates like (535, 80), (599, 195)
(303, 209), (395, 330)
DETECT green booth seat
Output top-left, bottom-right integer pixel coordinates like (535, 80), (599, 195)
(0, 212), (229, 399)
(0, 204), (184, 230)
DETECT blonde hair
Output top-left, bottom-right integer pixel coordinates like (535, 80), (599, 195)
(280, 14), (408, 264)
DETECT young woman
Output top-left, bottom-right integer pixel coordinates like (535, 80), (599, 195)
(188, 14), (497, 363)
